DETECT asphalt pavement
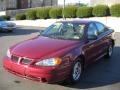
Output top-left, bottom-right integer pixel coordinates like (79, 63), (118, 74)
(0, 26), (120, 90)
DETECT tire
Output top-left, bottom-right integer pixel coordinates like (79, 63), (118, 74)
(67, 60), (82, 84)
(7, 30), (13, 33)
(105, 44), (113, 58)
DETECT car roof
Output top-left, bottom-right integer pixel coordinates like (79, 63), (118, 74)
(57, 20), (95, 24)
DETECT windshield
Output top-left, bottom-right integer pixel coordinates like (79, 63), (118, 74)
(41, 22), (85, 40)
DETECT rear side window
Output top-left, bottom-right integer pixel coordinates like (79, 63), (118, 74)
(95, 22), (106, 34)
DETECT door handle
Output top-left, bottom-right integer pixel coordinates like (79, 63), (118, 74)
(88, 44), (94, 48)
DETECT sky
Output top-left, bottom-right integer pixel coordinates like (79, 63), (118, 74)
(58, 0), (90, 5)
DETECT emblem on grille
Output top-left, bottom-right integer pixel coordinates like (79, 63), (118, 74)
(11, 55), (32, 65)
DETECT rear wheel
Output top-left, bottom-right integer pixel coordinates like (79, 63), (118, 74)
(105, 44), (113, 58)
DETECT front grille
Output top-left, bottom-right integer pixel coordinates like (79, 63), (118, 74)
(11, 55), (32, 65)
(7, 24), (14, 27)
(11, 55), (19, 62)
(21, 58), (32, 65)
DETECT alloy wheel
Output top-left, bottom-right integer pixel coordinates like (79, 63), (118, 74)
(72, 62), (81, 81)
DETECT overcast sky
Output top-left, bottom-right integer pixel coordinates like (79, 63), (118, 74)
(58, 0), (90, 5)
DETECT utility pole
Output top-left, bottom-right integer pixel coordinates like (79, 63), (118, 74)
(51, 0), (52, 7)
(79, 0), (80, 6)
(42, 0), (45, 7)
(29, 0), (32, 8)
(63, 0), (65, 20)
(5, 0), (7, 10)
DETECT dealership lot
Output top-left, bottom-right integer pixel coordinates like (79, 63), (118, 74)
(0, 26), (120, 90)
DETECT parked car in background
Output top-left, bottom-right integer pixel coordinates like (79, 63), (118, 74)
(0, 17), (16, 32)
(3, 20), (114, 84)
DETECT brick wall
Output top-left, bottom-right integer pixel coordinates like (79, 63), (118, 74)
(17, 0), (28, 9)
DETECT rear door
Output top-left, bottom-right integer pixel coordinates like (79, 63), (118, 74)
(94, 22), (110, 55)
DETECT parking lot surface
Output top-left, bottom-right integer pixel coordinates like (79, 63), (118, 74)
(0, 26), (120, 90)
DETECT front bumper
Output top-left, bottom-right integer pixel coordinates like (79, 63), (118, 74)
(3, 56), (69, 83)
(0, 26), (16, 32)
(1, 26), (16, 30)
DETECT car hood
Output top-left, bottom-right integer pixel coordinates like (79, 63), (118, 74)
(11, 36), (80, 59)
(0, 21), (15, 26)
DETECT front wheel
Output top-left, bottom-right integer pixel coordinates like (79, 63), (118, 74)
(67, 60), (82, 84)
(7, 30), (13, 33)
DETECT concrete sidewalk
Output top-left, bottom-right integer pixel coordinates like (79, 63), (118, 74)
(8, 17), (120, 32)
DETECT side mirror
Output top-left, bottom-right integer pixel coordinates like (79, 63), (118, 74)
(88, 35), (97, 40)
(39, 30), (44, 36)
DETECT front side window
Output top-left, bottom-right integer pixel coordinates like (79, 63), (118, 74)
(41, 22), (85, 40)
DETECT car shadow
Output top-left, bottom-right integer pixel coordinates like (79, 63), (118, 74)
(59, 46), (120, 89)
(0, 26), (44, 37)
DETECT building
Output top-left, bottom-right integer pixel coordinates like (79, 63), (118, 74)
(58, 0), (79, 5)
(58, 0), (90, 6)
(0, 0), (17, 10)
(29, 0), (58, 8)
(0, 0), (58, 11)
(0, 0), (7, 11)
(90, 0), (120, 6)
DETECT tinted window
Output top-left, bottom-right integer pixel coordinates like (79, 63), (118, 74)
(87, 23), (98, 38)
(95, 22), (106, 34)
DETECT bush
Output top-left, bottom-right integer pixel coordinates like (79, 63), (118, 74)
(16, 13), (26, 20)
(36, 7), (51, 19)
(93, 5), (110, 17)
(49, 7), (62, 18)
(0, 15), (11, 20)
(62, 6), (78, 18)
(26, 9), (37, 20)
(76, 7), (93, 18)
(110, 4), (120, 17)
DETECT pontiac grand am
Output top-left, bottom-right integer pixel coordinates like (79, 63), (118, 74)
(3, 20), (114, 84)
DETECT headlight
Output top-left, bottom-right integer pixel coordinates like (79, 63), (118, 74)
(7, 49), (11, 58)
(35, 58), (62, 66)
(0, 24), (3, 26)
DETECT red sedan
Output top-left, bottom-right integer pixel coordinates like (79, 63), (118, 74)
(3, 20), (114, 84)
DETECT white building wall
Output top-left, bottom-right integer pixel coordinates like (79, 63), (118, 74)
(58, 0), (90, 5)
(90, 0), (120, 6)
